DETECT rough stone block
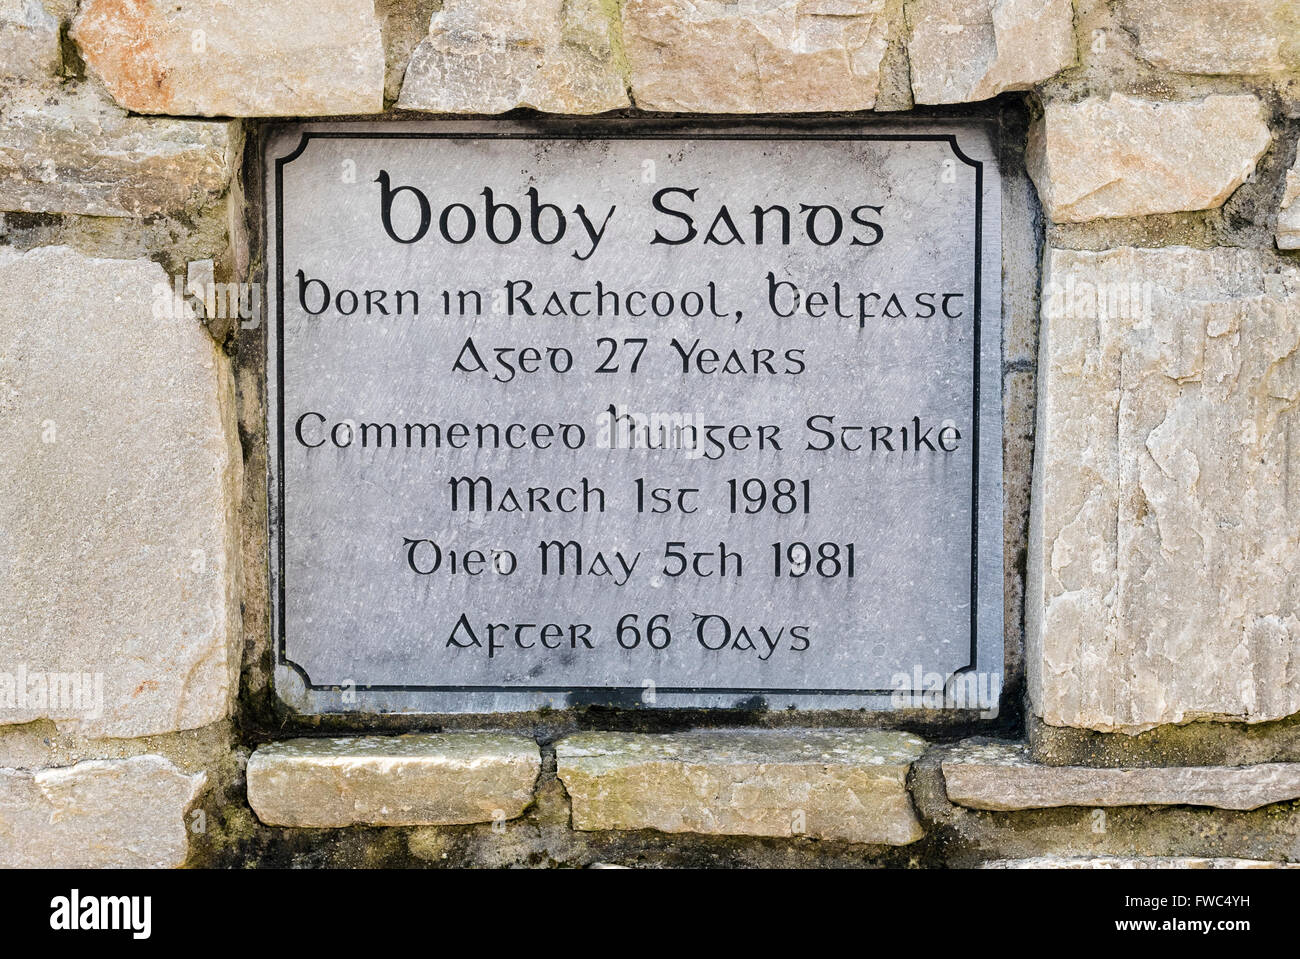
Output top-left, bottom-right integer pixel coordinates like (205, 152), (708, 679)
(556, 730), (927, 845)
(0, 82), (239, 217)
(374, 0), (444, 103)
(907, 0), (1075, 105)
(1029, 247), (1300, 732)
(0, 246), (240, 738)
(71, 0), (384, 116)
(942, 742), (1300, 810)
(0, 0), (59, 78)
(1028, 93), (1271, 223)
(0, 756), (204, 868)
(246, 734), (542, 827)
(1118, 0), (1299, 76)
(1279, 161), (1300, 250)
(622, 0), (892, 112)
(398, 0), (628, 114)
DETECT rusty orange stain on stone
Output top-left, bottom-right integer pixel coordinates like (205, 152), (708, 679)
(75, 0), (175, 113)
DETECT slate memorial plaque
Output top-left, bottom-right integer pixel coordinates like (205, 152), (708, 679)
(266, 121), (1003, 714)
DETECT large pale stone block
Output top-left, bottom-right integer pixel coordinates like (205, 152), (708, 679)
(556, 730), (927, 845)
(0, 247), (240, 738)
(0, 0), (59, 78)
(906, 0), (1075, 105)
(71, 0), (384, 116)
(1029, 247), (1300, 732)
(1279, 162), (1300, 251)
(1027, 94), (1271, 223)
(0, 756), (204, 868)
(1118, 0), (1299, 76)
(375, 0), (444, 103)
(398, 0), (628, 114)
(0, 82), (238, 217)
(622, 0), (892, 112)
(943, 742), (1300, 810)
(247, 734), (541, 827)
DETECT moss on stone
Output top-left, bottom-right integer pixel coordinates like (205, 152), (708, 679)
(1028, 714), (1300, 768)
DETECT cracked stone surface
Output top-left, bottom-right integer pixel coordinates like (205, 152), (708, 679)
(906, 0), (1075, 105)
(1279, 160), (1300, 251)
(0, 247), (241, 738)
(1029, 247), (1300, 732)
(1027, 93), (1271, 223)
(397, 0), (629, 114)
(0, 756), (205, 868)
(1118, 0), (1300, 76)
(942, 741), (1300, 810)
(556, 730), (927, 844)
(71, 0), (385, 116)
(622, 0), (892, 112)
(247, 734), (542, 827)
(0, 81), (239, 217)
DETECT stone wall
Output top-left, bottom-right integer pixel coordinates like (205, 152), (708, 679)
(0, 0), (1297, 868)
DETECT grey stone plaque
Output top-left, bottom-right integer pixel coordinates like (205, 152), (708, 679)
(266, 120), (1003, 715)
